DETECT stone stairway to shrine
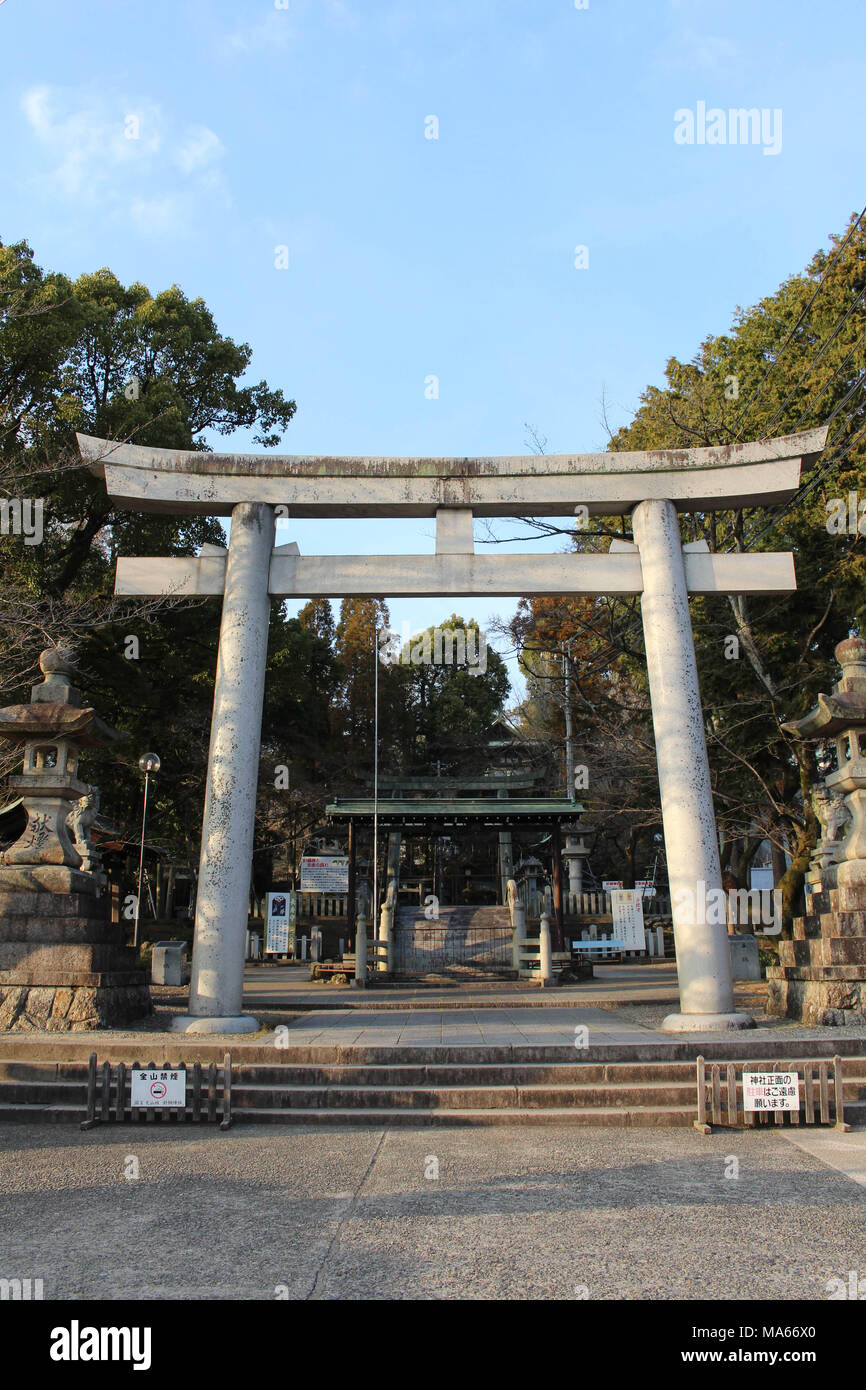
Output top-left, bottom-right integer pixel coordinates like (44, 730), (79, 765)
(2, 1038), (865, 1128)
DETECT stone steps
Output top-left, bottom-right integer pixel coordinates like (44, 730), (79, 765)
(232, 1106), (700, 1127)
(230, 1081), (702, 1110)
(1, 1047), (865, 1127)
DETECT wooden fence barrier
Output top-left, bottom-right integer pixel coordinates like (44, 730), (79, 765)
(80, 1053), (233, 1131)
(695, 1055), (849, 1134)
(296, 894), (347, 918)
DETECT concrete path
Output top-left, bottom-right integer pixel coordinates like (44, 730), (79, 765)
(272, 1005), (657, 1047)
(2, 1122), (865, 1300)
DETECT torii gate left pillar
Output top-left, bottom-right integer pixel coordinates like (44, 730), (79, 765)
(174, 502), (274, 1032)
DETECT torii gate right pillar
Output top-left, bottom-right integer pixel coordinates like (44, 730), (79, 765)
(633, 499), (751, 1030)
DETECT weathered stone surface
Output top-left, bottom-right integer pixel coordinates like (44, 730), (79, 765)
(0, 941), (130, 973)
(0, 867), (99, 896)
(0, 979), (150, 1031)
(0, 889), (105, 917)
(766, 975), (866, 1024)
(50, 988), (73, 1018)
(25, 987), (55, 1018)
(66, 989), (99, 1024)
(0, 986), (25, 1029)
(0, 915), (117, 944)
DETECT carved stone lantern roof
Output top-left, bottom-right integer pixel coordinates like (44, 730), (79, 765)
(0, 649), (123, 750)
(782, 638), (866, 740)
(0, 705), (120, 746)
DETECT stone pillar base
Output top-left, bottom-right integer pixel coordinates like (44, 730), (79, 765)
(170, 1013), (260, 1034)
(661, 1011), (755, 1033)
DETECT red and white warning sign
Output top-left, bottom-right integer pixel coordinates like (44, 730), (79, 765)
(131, 1068), (187, 1108)
(742, 1071), (799, 1112)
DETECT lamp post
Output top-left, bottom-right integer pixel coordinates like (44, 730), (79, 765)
(134, 752), (161, 949)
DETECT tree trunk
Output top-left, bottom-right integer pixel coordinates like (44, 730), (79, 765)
(778, 755), (819, 932)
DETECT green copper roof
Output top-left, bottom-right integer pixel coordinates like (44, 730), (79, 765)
(325, 798), (584, 828)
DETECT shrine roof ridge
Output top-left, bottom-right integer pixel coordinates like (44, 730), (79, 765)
(325, 796), (585, 826)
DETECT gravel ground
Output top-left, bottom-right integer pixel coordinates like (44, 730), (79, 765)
(2, 1123), (866, 1300)
(595, 998), (866, 1039)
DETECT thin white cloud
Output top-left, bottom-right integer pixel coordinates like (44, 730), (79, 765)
(324, 0), (360, 30)
(21, 85), (163, 199)
(654, 27), (741, 75)
(129, 194), (194, 239)
(211, 0), (358, 59)
(216, 10), (295, 56)
(19, 85), (229, 237)
(174, 124), (224, 174)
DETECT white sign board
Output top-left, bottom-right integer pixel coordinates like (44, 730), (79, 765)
(610, 889), (645, 952)
(602, 879), (623, 892)
(300, 855), (349, 893)
(742, 1072), (799, 1112)
(265, 891), (297, 954)
(635, 880), (656, 898)
(131, 1068), (186, 1108)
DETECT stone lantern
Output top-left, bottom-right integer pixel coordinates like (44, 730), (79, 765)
(562, 824), (592, 900)
(783, 637), (866, 889)
(766, 637), (866, 1024)
(0, 650), (151, 1031)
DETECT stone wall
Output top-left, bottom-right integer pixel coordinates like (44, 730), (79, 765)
(766, 881), (866, 1025)
(0, 887), (151, 1031)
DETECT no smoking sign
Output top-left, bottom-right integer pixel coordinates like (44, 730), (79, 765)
(131, 1068), (186, 1108)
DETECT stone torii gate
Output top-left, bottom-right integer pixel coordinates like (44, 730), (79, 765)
(77, 426), (828, 1034)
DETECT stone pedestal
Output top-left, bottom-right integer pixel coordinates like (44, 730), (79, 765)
(0, 877), (151, 1031)
(766, 881), (866, 1025)
(0, 650), (151, 1031)
(729, 933), (761, 981)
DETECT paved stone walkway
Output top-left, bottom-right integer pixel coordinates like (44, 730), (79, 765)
(2, 1122), (865, 1299)
(275, 1005), (657, 1046)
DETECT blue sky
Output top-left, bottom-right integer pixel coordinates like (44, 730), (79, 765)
(3, 0), (865, 697)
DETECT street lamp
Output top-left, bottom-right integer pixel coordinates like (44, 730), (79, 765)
(134, 752), (161, 949)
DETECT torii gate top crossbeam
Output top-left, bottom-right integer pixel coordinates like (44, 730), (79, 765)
(77, 427), (828, 518)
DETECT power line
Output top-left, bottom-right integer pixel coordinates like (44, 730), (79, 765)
(745, 411), (866, 548)
(790, 324), (866, 430)
(730, 205), (866, 435)
(763, 287), (866, 435)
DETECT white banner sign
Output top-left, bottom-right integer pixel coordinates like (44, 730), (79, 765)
(131, 1068), (186, 1108)
(742, 1072), (799, 1112)
(610, 889), (645, 951)
(300, 856), (349, 893)
(265, 891), (296, 954)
